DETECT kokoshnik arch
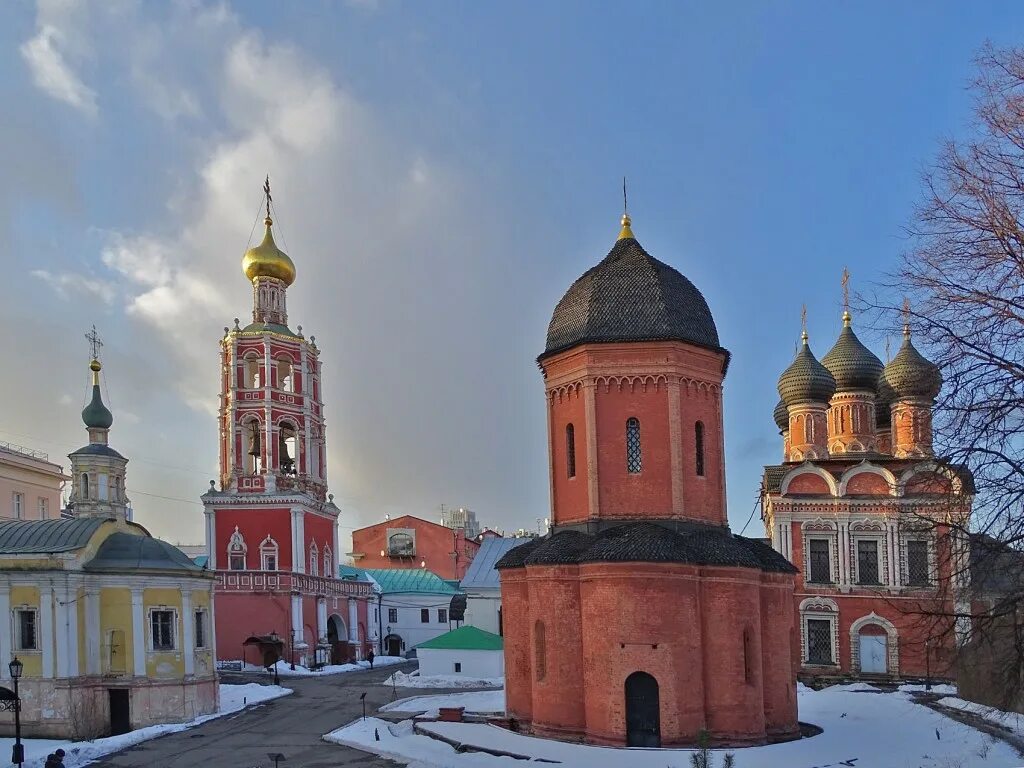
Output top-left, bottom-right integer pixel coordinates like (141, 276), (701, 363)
(497, 213), (801, 747)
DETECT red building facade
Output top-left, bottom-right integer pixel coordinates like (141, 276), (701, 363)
(764, 312), (970, 682)
(348, 514), (480, 580)
(201, 196), (371, 666)
(498, 215), (800, 748)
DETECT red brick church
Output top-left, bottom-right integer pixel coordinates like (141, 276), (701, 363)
(201, 188), (372, 666)
(498, 214), (801, 747)
(763, 305), (970, 682)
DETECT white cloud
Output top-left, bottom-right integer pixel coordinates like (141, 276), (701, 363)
(32, 269), (115, 304)
(20, 24), (97, 115)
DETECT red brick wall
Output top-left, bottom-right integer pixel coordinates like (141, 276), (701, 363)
(215, 507), (295, 570)
(499, 571), (532, 721)
(759, 575), (799, 739)
(350, 515), (479, 579)
(549, 387), (590, 524)
(217, 592), (292, 663)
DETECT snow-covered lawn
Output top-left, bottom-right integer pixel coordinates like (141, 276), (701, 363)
(384, 669), (503, 689)
(235, 655), (406, 677)
(0, 683), (291, 768)
(327, 683), (1024, 768)
(938, 695), (1024, 738)
(380, 690), (505, 715)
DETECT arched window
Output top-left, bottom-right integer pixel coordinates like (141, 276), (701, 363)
(534, 620), (546, 681)
(279, 422), (298, 476)
(565, 424), (576, 478)
(695, 421), (705, 477)
(277, 358), (294, 393)
(323, 545), (333, 578)
(80, 473), (90, 500)
(309, 542), (319, 577)
(626, 418), (642, 474)
(388, 533), (415, 557)
(244, 419), (263, 475)
(227, 527), (247, 571)
(244, 355), (261, 389)
(259, 535), (279, 571)
(98, 474), (109, 501)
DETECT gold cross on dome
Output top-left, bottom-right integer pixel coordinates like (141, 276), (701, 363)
(264, 175), (272, 219)
(841, 267), (851, 312)
(85, 325), (103, 361)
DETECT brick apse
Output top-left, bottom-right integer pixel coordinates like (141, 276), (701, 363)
(497, 214), (801, 748)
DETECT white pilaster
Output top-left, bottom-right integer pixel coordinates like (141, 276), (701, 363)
(0, 587), (10, 676)
(58, 584), (78, 678)
(838, 523), (848, 587)
(85, 589), (101, 675)
(291, 508), (305, 574)
(131, 588), (146, 677)
(204, 509), (216, 570)
(182, 590), (194, 676)
(889, 522), (900, 587)
(332, 518), (340, 579)
(316, 598), (327, 643)
(348, 598), (359, 644)
(290, 592), (305, 650)
(774, 521), (784, 555)
(39, 587), (53, 679)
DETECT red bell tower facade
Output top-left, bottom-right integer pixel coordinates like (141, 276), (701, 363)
(202, 184), (371, 666)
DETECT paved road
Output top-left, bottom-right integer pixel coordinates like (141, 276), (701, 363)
(92, 664), (420, 768)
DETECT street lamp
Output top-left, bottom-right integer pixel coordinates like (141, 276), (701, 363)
(10, 657), (23, 768)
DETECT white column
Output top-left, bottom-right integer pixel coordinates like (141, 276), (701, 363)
(59, 584), (78, 678)
(291, 508), (305, 574)
(837, 524), (848, 587)
(774, 521), (784, 555)
(0, 586), (10, 676)
(348, 598), (359, 643)
(889, 522), (900, 587)
(204, 509), (217, 570)
(181, 590), (194, 676)
(332, 519), (340, 579)
(39, 587), (54, 679)
(291, 592), (305, 650)
(316, 598), (327, 643)
(85, 589), (101, 675)
(131, 588), (146, 677)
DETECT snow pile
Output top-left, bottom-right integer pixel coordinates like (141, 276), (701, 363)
(0, 683), (291, 768)
(380, 689), (505, 715)
(937, 696), (1024, 737)
(899, 682), (958, 695)
(384, 669), (503, 689)
(327, 684), (1023, 768)
(236, 656), (406, 677)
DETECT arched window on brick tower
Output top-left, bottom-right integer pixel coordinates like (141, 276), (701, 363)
(277, 357), (294, 393)
(626, 418), (642, 474)
(244, 353), (261, 389)
(279, 421), (298, 476)
(534, 620), (546, 680)
(260, 535), (279, 571)
(228, 527), (247, 571)
(694, 421), (705, 477)
(566, 424), (576, 478)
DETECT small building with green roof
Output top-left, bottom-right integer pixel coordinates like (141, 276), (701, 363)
(416, 625), (504, 679)
(363, 567), (463, 657)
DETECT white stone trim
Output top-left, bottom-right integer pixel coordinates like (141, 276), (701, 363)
(799, 598), (839, 667)
(849, 612), (899, 675)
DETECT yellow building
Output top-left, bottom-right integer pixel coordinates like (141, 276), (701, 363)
(0, 357), (217, 738)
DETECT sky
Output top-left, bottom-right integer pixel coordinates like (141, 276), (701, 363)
(2, 1), (1023, 551)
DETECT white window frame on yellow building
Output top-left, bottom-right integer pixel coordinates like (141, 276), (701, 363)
(13, 606), (38, 652)
(148, 607), (178, 652)
(194, 607), (209, 650)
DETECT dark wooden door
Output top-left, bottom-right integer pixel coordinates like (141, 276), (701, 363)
(109, 689), (130, 736)
(386, 635), (402, 657)
(625, 672), (661, 747)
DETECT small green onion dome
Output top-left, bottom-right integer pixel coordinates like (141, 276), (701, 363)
(821, 313), (884, 392)
(778, 333), (836, 407)
(882, 329), (942, 400)
(773, 399), (789, 432)
(876, 373), (895, 428)
(82, 359), (113, 430)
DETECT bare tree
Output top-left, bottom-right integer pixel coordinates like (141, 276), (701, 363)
(873, 43), (1024, 707)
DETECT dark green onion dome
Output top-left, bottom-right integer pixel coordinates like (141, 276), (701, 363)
(881, 328), (942, 400)
(542, 215), (725, 361)
(777, 333), (836, 407)
(82, 360), (113, 430)
(876, 372), (895, 428)
(773, 399), (789, 432)
(821, 313), (884, 392)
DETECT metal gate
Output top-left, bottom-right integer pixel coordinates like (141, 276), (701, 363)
(859, 634), (887, 674)
(625, 671), (661, 747)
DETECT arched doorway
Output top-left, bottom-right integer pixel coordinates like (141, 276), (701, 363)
(327, 614), (348, 664)
(624, 671), (661, 747)
(384, 633), (403, 657)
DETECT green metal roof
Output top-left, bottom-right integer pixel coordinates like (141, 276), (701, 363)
(84, 532), (206, 574)
(338, 564), (372, 582)
(0, 518), (105, 554)
(364, 568), (460, 595)
(417, 625), (503, 651)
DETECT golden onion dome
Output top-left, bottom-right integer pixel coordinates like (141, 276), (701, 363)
(242, 217), (296, 286)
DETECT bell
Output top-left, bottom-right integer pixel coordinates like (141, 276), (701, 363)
(248, 423), (261, 457)
(278, 433), (291, 462)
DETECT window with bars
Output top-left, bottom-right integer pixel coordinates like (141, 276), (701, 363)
(438, 609), (448, 623)
(906, 540), (930, 586)
(388, 608), (398, 623)
(151, 610), (175, 651)
(15, 610), (36, 650)
(857, 539), (881, 585)
(420, 608), (429, 623)
(229, 552), (246, 570)
(566, 424), (576, 478)
(695, 421), (705, 477)
(626, 418), (642, 474)
(808, 539), (832, 583)
(195, 610), (207, 649)
(806, 618), (833, 664)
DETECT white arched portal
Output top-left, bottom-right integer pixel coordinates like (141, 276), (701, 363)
(849, 612), (899, 676)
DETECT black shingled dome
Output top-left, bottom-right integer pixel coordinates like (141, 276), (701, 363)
(821, 321), (884, 392)
(542, 235), (723, 359)
(777, 339), (836, 407)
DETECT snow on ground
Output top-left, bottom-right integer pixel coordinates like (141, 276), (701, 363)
(0, 683), (291, 768)
(236, 655), (406, 677)
(380, 690), (505, 715)
(327, 684), (1024, 768)
(384, 669), (503, 689)
(899, 683), (959, 695)
(937, 695), (1024, 738)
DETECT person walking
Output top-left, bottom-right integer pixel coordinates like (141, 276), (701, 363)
(366, 649), (375, 670)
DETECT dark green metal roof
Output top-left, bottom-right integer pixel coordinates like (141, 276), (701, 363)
(777, 339), (836, 406)
(773, 399), (788, 432)
(0, 518), (105, 554)
(417, 625), (503, 651)
(240, 322), (300, 338)
(882, 335), (942, 400)
(81, 384), (113, 429)
(84, 532), (205, 573)
(821, 323), (884, 392)
(68, 444), (126, 459)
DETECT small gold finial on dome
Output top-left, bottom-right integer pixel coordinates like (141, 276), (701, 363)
(89, 359), (101, 385)
(841, 266), (852, 326)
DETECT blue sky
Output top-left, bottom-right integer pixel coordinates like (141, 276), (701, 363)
(1, 1), (1022, 546)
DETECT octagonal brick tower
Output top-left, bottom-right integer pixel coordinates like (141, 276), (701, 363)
(540, 214), (730, 529)
(498, 213), (800, 748)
